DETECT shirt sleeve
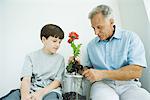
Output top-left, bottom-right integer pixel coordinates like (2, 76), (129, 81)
(55, 57), (65, 83)
(128, 33), (147, 68)
(20, 55), (33, 80)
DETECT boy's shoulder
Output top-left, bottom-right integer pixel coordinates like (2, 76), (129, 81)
(26, 50), (64, 59)
(27, 49), (40, 55)
(55, 53), (64, 60)
(25, 49), (41, 58)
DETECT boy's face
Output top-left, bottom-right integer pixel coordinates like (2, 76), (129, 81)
(42, 36), (62, 54)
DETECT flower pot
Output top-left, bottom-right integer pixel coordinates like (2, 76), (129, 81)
(62, 73), (91, 100)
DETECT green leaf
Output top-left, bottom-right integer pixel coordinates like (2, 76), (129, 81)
(74, 44), (82, 57)
(71, 42), (77, 51)
(66, 62), (73, 72)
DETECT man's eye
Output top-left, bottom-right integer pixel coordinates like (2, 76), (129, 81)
(97, 25), (103, 29)
(53, 41), (57, 42)
(97, 26), (102, 29)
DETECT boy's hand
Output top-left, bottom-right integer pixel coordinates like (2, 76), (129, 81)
(21, 94), (32, 100)
(68, 56), (80, 64)
(31, 90), (45, 100)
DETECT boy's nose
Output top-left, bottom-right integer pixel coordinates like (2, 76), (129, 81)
(56, 42), (60, 47)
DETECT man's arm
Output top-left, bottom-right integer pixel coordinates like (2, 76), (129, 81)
(83, 64), (143, 82)
(20, 76), (31, 100)
(103, 64), (143, 80)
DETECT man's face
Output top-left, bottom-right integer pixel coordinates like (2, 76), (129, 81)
(91, 13), (114, 40)
(42, 36), (62, 54)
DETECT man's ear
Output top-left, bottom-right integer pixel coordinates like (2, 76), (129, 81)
(110, 18), (114, 25)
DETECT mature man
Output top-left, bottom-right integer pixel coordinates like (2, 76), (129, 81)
(82, 4), (150, 100)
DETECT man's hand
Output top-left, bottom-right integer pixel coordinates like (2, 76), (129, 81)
(82, 69), (105, 82)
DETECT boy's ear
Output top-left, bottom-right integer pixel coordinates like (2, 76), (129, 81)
(42, 36), (46, 43)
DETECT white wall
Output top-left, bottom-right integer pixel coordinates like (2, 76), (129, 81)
(143, 0), (150, 22)
(117, 0), (150, 92)
(0, 0), (121, 96)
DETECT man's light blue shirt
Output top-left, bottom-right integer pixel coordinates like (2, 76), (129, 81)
(86, 26), (147, 70)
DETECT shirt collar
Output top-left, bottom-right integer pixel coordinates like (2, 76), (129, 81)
(111, 25), (122, 40)
(96, 25), (122, 43)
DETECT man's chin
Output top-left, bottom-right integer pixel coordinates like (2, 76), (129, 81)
(99, 36), (106, 40)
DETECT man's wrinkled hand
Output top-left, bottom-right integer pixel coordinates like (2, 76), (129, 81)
(82, 69), (104, 82)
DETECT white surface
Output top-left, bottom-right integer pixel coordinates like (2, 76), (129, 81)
(143, 0), (150, 22)
(0, 0), (121, 96)
(65, 73), (83, 78)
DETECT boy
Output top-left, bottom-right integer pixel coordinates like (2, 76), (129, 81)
(1, 24), (65, 100)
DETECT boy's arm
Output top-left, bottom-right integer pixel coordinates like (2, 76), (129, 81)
(20, 76), (31, 100)
(31, 80), (60, 100)
(41, 80), (60, 94)
(31, 58), (65, 100)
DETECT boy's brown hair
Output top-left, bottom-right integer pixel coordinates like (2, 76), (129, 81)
(40, 24), (64, 40)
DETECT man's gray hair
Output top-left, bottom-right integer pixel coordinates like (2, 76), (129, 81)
(88, 4), (113, 19)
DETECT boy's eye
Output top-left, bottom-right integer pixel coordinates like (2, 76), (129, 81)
(52, 40), (57, 42)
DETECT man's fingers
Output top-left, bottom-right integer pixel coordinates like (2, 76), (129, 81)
(82, 69), (90, 76)
(83, 69), (93, 80)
